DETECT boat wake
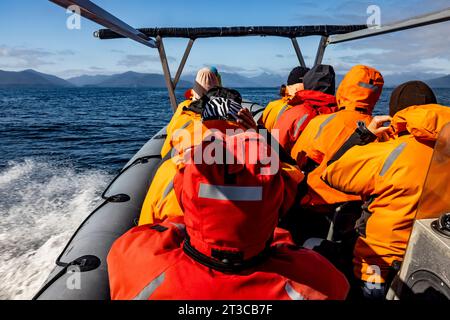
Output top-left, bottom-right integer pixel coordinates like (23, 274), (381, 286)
(0, 159), (111, 300)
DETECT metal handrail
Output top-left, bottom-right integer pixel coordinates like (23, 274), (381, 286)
(328, 8), (450, 44)
(94, 25), (368, 40)
(50, 0), (156, 48)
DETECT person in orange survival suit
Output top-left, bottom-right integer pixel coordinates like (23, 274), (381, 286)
(139, 93), (303, 225)
(161, 86), (242, 159)
(321, 82), (446, 300)
(260, 66), (310, 132)
(285, 65), (384, 244)
(273, 64), (338, 154)
(108, 131), (349, 300)
(161, 67), (220, 158)
(139, 90), (248, 226)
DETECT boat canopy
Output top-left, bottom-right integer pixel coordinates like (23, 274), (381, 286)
(94, 25), (368, 40)
(50, 0), (450, 111)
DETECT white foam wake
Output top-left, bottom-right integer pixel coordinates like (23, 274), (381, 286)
(0, 159), (111, 300)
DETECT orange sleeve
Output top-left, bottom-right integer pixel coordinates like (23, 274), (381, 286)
(162, 100), (195, 157)
(161, 112), (201, 158)
(261, 98), (289, 131)
(273, 107), (316, 154)
(260, 101), (272, 127)
(321, 143), (385, 196)
(139, 159), (183, 226)
(290, 116), (324, 168)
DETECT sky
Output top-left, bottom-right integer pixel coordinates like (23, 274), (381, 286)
(0, 0), (449, 80)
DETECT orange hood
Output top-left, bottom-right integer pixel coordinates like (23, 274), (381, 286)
(391, 104), (450, 141)
(336, 65), (384, 114)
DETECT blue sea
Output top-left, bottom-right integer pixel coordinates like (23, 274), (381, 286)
(2, 87), (450, 173)
(0, 87), (449, 299)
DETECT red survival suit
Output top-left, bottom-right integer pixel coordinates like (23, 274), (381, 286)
(273, 90), (338, 153)
(108, 131), (349, 300)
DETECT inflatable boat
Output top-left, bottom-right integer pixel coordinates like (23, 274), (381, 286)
(34, 0), (450, 300)
(33, 101), (265, 300)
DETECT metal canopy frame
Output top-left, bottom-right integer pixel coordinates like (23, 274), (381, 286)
(94, 25), (368, 39)
(50, 0), (450, 112)
(50, 0), (156, 48)
(328, 8), (450, 44)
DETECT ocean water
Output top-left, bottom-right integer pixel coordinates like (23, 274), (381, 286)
(0, 87), (449, 300)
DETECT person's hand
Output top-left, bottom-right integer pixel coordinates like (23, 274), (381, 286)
(237, 108), (257, 130)
(367, 115), (392, 137)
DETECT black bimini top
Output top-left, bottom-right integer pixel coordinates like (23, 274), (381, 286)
(94, 25), (368, 40)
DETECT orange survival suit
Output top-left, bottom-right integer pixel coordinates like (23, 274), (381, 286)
(139, 96), (303, 225)
(260, 95), (292, 132)
(161, 98), (196, 158)
(139, 119), (245, 225)
(161, 87), (243, 158)
(108, 131), (349, 300)
(273, 90), (338, 154)
(291, 65), (384, 206)
(260, 66), (310, 132)
(322, 104), (450, 284)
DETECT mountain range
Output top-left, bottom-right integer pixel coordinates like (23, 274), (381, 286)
(68, 71), (193, 88)
(426, 75), (450, 88)
(0, 69), (74, 88)
(1, 69), (450, 89)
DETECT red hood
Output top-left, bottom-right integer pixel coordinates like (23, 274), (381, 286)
(290, 90), (337, 110)
(174, 131), (284, 262)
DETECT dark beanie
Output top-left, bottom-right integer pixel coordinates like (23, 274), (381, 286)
(303, 64), (336, 95)
(287, 66), (310, 86)
(389, 81), (437, 116)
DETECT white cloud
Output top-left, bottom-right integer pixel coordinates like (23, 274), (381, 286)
(420, 58), (450, 75)
(0, 45), (77, 69)
(326, 22), (450, 75)
(0, 46), (54, 68)
(288, 0), (450, 76)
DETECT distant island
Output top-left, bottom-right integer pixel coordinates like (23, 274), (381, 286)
(1, 69), (450, 89)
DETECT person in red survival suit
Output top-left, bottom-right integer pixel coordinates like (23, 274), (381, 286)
(107, 131), (349, 300)
(273, 65), (338, 154)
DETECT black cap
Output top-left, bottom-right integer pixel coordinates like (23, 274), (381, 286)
(303, 64), (336, 95)
(389, 81), (437, 117)
(287, 66), (310, 86)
